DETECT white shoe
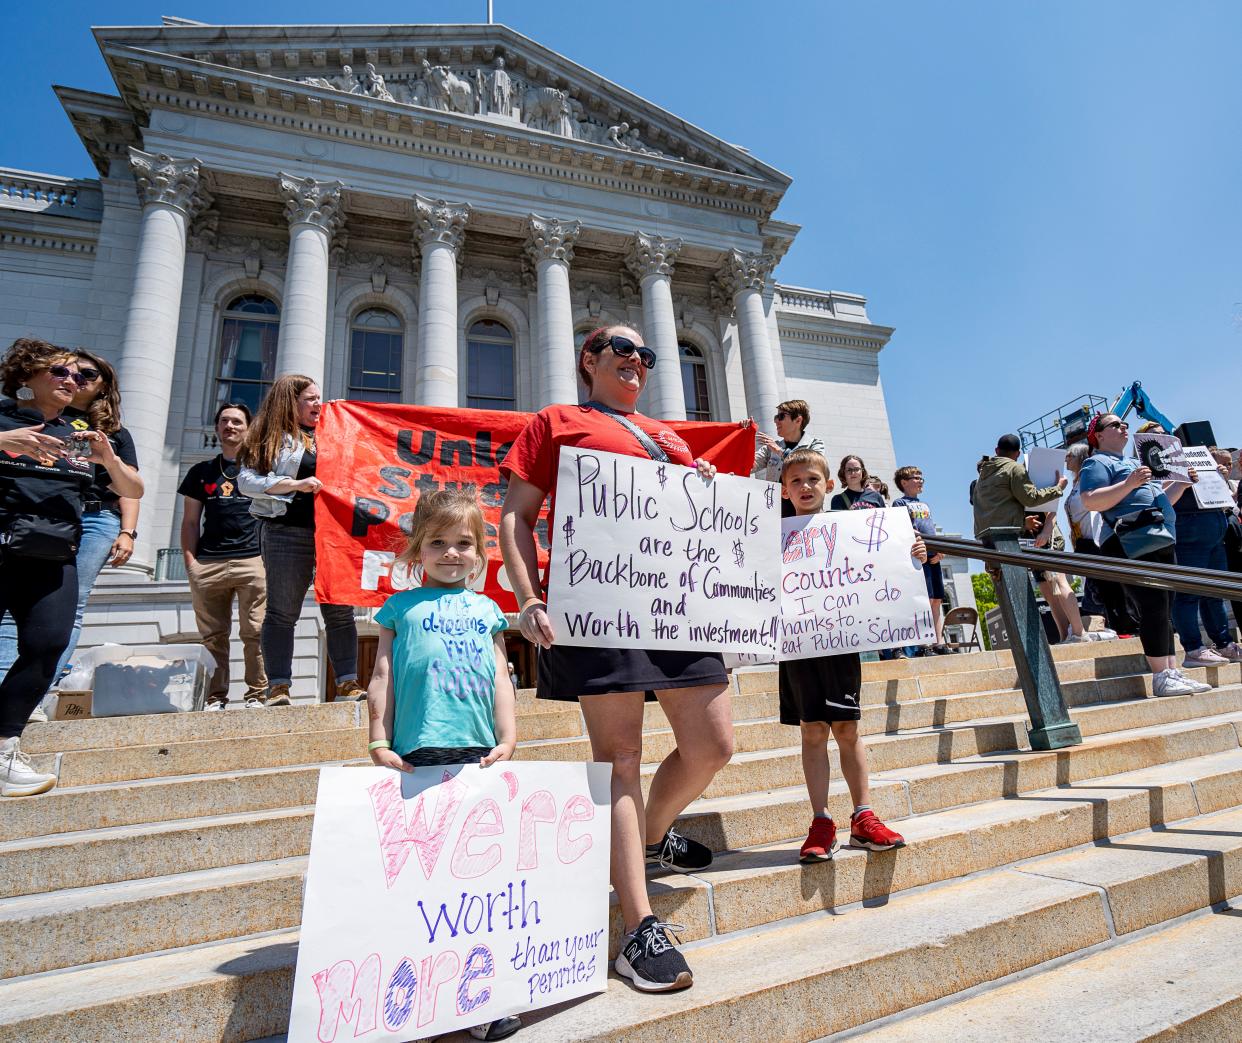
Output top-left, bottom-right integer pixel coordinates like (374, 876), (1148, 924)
(1174, 669), (1213, 694)
(27, 703), (48, 724)
(0, 736), (57, 797)
(1088, 628), (1119, 642)
(1215, 641), (1242, 663)
(1182, 647), (1230, 669)
(204, 701), (226, 712)
(243, 697), (265, 709)
(1063, 631), (1092, 644)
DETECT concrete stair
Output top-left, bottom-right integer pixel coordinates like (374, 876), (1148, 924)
(4, 638), (1242, 1041)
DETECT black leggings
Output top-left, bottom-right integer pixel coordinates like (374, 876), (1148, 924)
(0, 551), (77, 738)
(1099, 536), (1175, 658)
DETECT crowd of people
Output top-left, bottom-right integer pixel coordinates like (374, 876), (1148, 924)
(2, 326), (1240, 1031)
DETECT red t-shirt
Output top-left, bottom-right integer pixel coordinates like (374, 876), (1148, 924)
(501, 404), (695, 523)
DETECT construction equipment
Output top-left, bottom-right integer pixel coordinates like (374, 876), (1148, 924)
(1019, 382), (1175, 450)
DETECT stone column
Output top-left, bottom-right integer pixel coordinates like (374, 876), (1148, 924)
(116, 148), (208, 569)
(412, 195), (470, 407)
(625, 232), (685, 421)
(274, 174), (344, 386)
(525, 214), (581, 406)
(715, 248), (780, 426)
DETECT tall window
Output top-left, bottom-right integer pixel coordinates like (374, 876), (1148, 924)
(348, 308), (403, 402)
(680, 342), (712, 421)
(216, 294), (279, 414)
(466, 319), (516, 410)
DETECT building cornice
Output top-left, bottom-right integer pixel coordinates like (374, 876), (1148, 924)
(93, 42), (784, 219)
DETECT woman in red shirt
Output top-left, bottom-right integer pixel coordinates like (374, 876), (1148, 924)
(500, 326), (734, 994)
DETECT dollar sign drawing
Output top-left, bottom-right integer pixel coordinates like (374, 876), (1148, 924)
(562, 515), (576, 545)
(732, 539), (745, 568)
(764, 486), (775, 510)
(851, 511), (890, 552)
(656, 464), (668, 489)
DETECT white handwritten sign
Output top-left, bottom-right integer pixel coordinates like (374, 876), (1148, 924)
(1183, 445), (1236, 510)
(779, 508), (935, 659)
(1026, 446), (1066, 512)
(288, 763), (611, 1042)
(547, 448), (782, 655)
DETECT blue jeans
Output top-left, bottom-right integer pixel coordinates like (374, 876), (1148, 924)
(0, 509), (120, 686)
(1172, 511), (1231, 652)
(258, 521), (357, 689)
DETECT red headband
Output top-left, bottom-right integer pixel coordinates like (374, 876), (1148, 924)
(1086, 413), (1104, 448)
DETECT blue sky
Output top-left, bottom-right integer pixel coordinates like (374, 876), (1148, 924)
(4, 1), (1241, 540)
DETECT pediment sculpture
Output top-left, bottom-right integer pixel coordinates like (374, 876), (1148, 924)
(296, 57), (673, 159)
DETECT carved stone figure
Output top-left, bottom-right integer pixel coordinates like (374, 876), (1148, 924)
(360, 63), (393, 102)
(606, 122), (632, 149)
(523, 86), (573, 135)
(486, 56), (514, 117)
(420, 59), (474, 114)
(339, 64), (363, 95)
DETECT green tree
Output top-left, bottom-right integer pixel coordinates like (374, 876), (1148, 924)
(971, 571), (997, 650)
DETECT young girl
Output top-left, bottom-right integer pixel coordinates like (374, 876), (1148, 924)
(366, 489), (520, 1041)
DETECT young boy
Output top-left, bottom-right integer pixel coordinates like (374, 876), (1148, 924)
(780, 449), (916, 860)
(892, 465), (948, 655)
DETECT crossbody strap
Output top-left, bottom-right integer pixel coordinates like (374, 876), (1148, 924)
(583, 401), (671, 463)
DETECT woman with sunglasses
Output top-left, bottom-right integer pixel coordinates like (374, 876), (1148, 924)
(1078, 413), (1205, 697)
(0, 340), (142, 796)
(500, 325), (734, 994)
(0, 350), (144, 722)
(753, 400), (825, 517)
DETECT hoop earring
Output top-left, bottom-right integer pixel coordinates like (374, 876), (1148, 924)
(15, 385), (35, 401)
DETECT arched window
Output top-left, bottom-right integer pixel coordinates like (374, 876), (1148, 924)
(680, 342), (712, 421)
(216, 294), (279, 414)
(466, 319), (516, 410)
(348, 308), (403, 402)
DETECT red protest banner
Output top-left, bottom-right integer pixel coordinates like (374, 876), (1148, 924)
(313, 402), (756, 612)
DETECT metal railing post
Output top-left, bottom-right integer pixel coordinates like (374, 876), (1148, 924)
(980, 526), (1083, 750)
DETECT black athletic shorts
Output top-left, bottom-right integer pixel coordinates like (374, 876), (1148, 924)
(779, 652), (863, 725)
(537, 644), (727, 702)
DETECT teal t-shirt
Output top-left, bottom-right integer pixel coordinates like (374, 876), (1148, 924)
(374, 588), (507, 756)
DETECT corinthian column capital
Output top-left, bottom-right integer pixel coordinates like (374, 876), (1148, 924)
(625, 231), (683, 281)
(714, 248), (775, 299)
(128, 148), (205, 216)
(278, 173), (345, 237)
(524, 213), (581, 267)
(413, 194), (471, 253)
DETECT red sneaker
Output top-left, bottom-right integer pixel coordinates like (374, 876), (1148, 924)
(849, 810), (905, 851)
(799, 817), (839, 862)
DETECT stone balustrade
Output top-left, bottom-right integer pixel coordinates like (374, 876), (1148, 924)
(0, 168), (103, 217)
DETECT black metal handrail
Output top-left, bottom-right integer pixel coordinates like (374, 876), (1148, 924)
(925, 534), (1242, 601)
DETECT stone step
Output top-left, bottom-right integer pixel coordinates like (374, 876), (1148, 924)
(690, 683), (1242, 801)
(19, 737), (1239, 980)
(4, 700), (1238, 911)
(850, 906), (1242, 1042)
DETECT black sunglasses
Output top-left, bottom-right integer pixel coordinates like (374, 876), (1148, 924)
(593, 335), (656, 370)
(48, 365), (89, 387)
(1101, 420), (1128, 432)
(76, 367), (101, 382)
(774, 411), (790, 422)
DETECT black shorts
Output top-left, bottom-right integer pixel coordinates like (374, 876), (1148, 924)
(402, 747), (492, 767)
(922, 561), (945, 601)
(779, 652), (863, 725)
(537, 644), (727, 702)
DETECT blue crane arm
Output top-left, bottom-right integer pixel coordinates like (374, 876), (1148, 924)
(1109, 382), (1176, 434)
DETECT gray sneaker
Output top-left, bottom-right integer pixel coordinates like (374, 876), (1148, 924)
(1152, 669), (1200, 697)
(0, 736), (57, 797)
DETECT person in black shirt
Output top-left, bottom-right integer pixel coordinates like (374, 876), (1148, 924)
(0, 339), (143, 797)
(179, 403), (268, 709)
(829, 455), (871, 511)
(238, 376), (361, 706)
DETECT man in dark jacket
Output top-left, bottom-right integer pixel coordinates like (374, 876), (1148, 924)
(973, 434), (1067, 536)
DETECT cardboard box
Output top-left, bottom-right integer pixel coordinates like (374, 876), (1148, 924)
(53, 691), (92, 721)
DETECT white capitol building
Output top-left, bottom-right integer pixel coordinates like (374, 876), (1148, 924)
(0, 17), (922, 697)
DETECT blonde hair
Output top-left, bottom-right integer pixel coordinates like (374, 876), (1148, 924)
(781, 447), (830, 482)
(399, 489), (488, 578)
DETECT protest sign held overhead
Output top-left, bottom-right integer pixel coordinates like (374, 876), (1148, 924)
(288, 763), (611, 1043)
(1025, 446), (1066, 512)
(780, 508), (935, 659)
(547, 448), (782, 655)
(1183, 445), (1236, 509)
(312, 402), (757, 612)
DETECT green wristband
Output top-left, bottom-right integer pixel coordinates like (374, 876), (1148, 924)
(368, 740), (392, 752)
